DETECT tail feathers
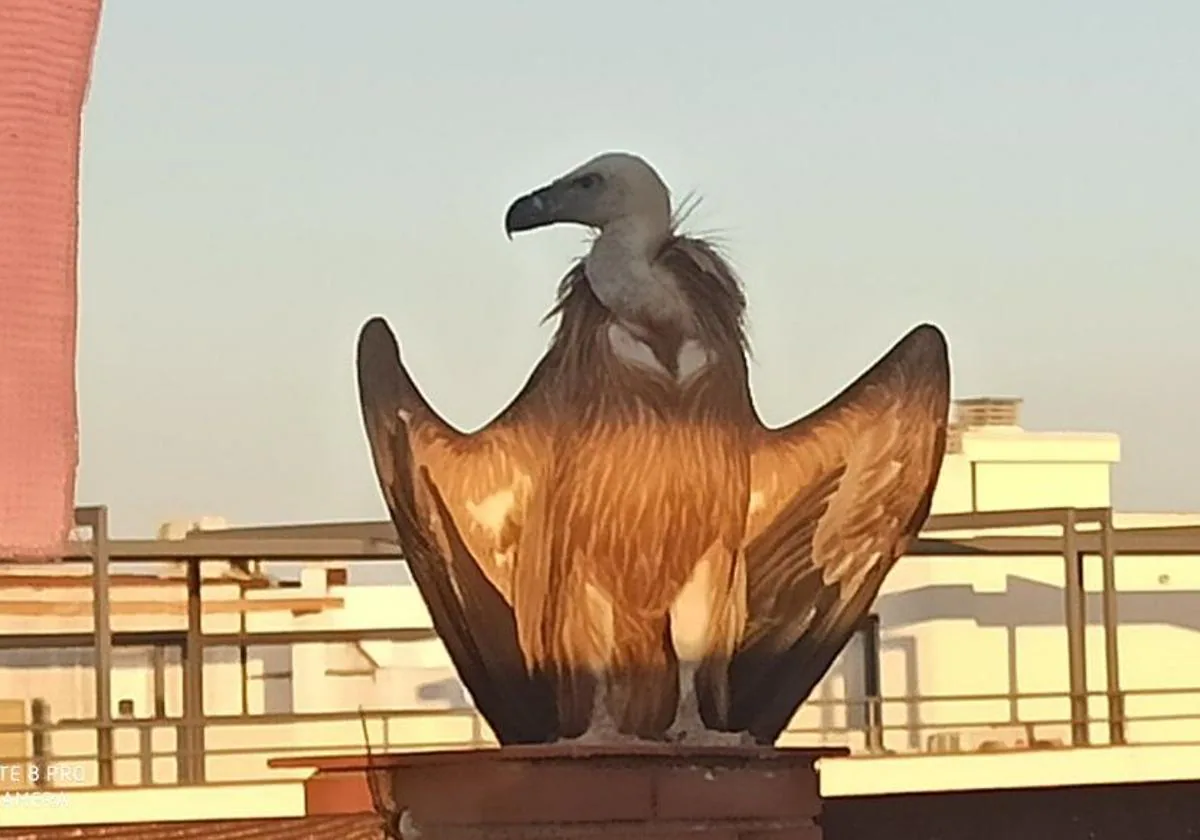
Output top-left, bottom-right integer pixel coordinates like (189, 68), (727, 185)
(611, 615), (677, 737)
(552, 613), (678, 739)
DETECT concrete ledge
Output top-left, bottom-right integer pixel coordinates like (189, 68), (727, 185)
(0, 815), (380, 840)
(820, 743), (1200, 797)
(0, 780), (307, 828)
(11, 744), (1200, 832)
(824, 780), (1200, 840)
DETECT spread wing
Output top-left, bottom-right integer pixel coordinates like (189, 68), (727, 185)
(356, 317), (556, 743)
(727, 323), (951, 743)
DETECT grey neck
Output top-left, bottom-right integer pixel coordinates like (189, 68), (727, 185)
(584, 216), (693, 333)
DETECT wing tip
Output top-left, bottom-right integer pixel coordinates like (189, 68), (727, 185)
(358, 315), (397, 352)
(896, 323), (950, 373)
(904, 322), (948, 351)
(357, 317), (404, 377)
(356, 315), (405, 408)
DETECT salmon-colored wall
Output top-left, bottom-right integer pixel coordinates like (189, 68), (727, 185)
(0, 0), (102, 557)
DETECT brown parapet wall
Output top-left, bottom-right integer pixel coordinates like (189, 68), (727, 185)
(273, 744), (847, 839)
(824, 779), (1200, 840)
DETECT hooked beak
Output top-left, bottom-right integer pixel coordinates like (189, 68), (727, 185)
(504, 183), (564, 240)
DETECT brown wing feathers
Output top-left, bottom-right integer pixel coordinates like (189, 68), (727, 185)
(357, 260), (948, 746)
(728, 324), (951, 743)
(356, 318), (555, 743)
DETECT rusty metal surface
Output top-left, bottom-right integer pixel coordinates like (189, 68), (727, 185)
(0, 815), (382, 840)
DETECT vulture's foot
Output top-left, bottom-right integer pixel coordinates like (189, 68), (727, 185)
(556, 723), (647, 747)
(666, 727), (758, 748)
(397, 808), (423, 840)
(556, 680), (650, 747)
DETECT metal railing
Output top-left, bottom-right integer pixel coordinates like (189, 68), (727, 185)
(5, 504), (1200, 789)
(5, 685), (1200, 789)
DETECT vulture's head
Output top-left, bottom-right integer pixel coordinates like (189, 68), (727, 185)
(504, 152), (672, 238)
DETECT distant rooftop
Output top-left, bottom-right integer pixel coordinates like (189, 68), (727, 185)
(953, 396), (1023, 429)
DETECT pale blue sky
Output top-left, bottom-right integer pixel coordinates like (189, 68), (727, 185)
(77, 1), (1200, 536)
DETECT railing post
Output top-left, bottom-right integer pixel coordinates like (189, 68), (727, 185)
(174, 722), (188, 784)
(860, 614), (884, 753)
(1099, 509), (1126, 745)
(138, 723), (154, 785)
(183, 559), (206, 783)
(79, 506), (115, 787)
(1062, 508), (1090, 746)
(30, 698), (48, 788)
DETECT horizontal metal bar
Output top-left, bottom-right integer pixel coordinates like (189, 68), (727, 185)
(17, 707), (477, 733)
(936, 526), (1200, 556)
(30, 709), (1200, 767)
(201, 627), (438, 647)
(209, 511), (1110, 541)
(10, 682), (1198, 735)
(4, 679), (1198, 732)
(0, 627), (436, 650)
(924, 507), (1111, 532)
(27, 520), (1200, 564)
(0, 630), (187, 650)
(908, 538), (991, 555)
(199, 520), (398, 541)
(53, 536), (404, 562)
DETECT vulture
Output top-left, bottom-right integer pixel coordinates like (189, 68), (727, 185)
(356, 152), (950, 747)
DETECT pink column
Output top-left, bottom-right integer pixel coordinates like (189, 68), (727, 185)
(0, 0), (102, 557)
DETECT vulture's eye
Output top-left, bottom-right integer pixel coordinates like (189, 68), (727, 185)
(575, 174), (599, 190)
